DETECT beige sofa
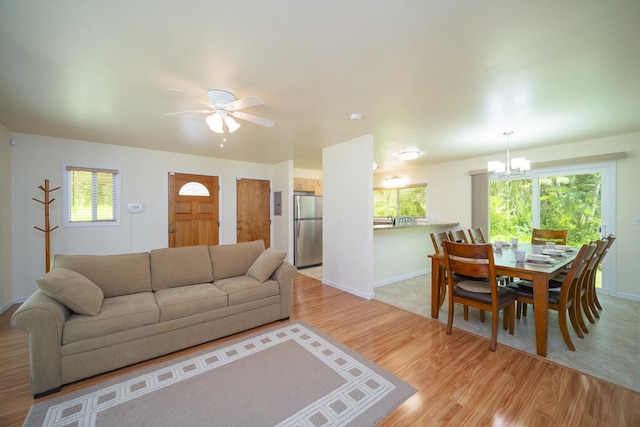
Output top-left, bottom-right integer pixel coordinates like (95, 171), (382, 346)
(11, 240), (296, 397)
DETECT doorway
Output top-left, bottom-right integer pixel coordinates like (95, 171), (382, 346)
(236, 177), (271, 247)
(168, 172), (219, 247)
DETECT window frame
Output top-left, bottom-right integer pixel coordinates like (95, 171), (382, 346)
(62, 164), (121, 227)
(373, 183), (428, 218)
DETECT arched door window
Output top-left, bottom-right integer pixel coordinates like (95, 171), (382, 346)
(178, 182), (210, 196)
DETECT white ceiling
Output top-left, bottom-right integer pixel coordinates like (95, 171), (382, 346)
(1, 1), (639, 172)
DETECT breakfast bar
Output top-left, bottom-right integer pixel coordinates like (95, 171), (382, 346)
(373, 220), (458, 287)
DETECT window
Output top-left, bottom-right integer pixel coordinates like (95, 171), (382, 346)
(487, 163), (615, 294)
(64, 165), (120, 226)
(374, 184), (427, 217)
(178, 182), (210, 196)
(489, 172), (603, 246)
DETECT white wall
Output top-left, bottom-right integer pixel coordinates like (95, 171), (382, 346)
(322, 135), (374, 299)
(11, 133), (291, 299)
(293, 168), (322, 180)
(8, 130), (639, 303)
(374, 132), (640, 299)
(0, 125), (13, 312)
(271, 160), (294, 264)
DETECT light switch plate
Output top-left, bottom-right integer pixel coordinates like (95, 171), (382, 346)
(127, 203), (144, 213)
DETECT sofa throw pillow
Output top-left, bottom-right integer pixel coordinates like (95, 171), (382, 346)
(246, 248), (286, 283)
(36, 268), (104, 315)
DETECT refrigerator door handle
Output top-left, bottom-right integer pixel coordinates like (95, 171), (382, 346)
(295, 220), (300, 239)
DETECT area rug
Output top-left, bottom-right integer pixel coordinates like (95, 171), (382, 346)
(24, 321), (416, 426)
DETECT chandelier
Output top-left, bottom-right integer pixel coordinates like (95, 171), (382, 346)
(487, 131), (530, 177)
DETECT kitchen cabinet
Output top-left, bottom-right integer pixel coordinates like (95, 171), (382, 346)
(294, 177), (322, 195)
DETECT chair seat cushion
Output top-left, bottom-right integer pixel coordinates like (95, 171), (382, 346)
(457, 280), (491, 293)
(454, 283), (515, 304)
(513, 281), (562, 304)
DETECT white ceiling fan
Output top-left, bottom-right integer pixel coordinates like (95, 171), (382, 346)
(163, 88), (275, 134)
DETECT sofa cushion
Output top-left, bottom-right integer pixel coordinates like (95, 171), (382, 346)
(246, 248), (286, 282)
(53, 253), (152, 297)
(214, 276), (280, 306)
(155, 283), (228, 322)
(151, 245), (213, 291)
(210, 240), (265, 281)
(62, 292), (159, 344)
(36, 268), (104, 316)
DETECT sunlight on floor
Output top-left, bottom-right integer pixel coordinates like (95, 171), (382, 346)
(297, 267), (640, 392)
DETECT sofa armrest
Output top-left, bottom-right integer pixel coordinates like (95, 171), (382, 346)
(11, 290), (70, 397)
(270, 261), (297, 318)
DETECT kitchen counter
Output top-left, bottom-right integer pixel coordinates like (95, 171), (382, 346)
(373, 221), (458, 230)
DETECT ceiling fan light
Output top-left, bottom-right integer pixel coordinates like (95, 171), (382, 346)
(206, 114), (224, 134)
(225, 116), (241, 133)
(397, 150), (420, 161)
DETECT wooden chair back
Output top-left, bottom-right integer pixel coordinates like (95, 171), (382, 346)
(442, 241), (495, 283)
(575, 239), (607, 328)
(584, 234), (616, 317)
(447, 229), (469, 243)
(442, 241), (515, 351)
(514, 242), (595, 351)
(467, 228), (487, 244)
(531, 228), (568, 245)
(565, 243), (597, 305)
(430, 231), (450, 254)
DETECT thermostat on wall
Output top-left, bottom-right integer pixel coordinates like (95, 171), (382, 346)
(127, 203), (144, 213)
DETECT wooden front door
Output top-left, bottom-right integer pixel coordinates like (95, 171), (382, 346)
(168, 172), (219, 247)
(236, 177), (271, 247)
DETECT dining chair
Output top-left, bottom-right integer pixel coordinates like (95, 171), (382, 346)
(430, 231), (451, 309)
(447, 229), (469, 243)
(585, 234), (615, 319)
(467, 228), (487, 244)
(442, 241), (515, 351)
(531, 228), (568, 245)
(432, 231), (486, 321)
(511, 243), (595, 351)
(573, 239), (608, 332)
(430, 231), (450, 255)
(465, 227), (512, 286)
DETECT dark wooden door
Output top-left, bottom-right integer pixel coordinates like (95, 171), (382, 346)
(168, 173), (219, 247)
(236, 178), (271, 247)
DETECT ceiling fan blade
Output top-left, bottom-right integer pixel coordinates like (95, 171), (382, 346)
(227, 96), (263, 111)
(167, 88), (212, 108)
(162, 109), (214, 116)
(230, 111), (275, 128)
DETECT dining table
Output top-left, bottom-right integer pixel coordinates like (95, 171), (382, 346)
(429, 242), (577, 357)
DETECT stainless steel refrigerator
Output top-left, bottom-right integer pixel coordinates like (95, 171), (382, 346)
(294, 195), (322, 268)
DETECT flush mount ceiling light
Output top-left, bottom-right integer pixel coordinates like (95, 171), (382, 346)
(487, 131), (531, 177)
(397, 150), (420, 161)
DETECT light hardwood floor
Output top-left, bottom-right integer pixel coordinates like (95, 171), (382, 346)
(2, 274), (639, 426)
(374, 273), (640, 392)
